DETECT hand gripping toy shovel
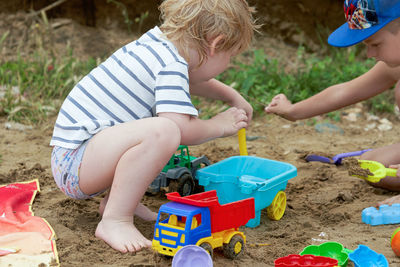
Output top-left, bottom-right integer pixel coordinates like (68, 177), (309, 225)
(305, 149), (371, 165)
(351, 160), (398, 183)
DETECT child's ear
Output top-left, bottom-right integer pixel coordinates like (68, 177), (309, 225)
(209, 35), (224, 56)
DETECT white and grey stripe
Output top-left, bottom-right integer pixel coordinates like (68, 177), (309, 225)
(50, 26), (198, 149)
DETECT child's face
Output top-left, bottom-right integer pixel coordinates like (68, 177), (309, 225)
(363, 27), (400, 67)
(188, 49), (235, 84)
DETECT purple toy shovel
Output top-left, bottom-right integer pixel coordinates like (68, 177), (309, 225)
(305, 149), (372, 165)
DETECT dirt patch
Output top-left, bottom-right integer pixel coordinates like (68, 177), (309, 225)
(1, 4), (400, 267)
(1, 111), (400, 266)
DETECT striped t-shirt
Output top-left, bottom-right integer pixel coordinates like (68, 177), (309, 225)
(50, 26), (198, 149)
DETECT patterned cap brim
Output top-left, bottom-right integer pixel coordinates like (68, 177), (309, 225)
(328, 16), (393, 47)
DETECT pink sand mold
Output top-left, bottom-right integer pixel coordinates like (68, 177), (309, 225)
(362, 204), (400, 226)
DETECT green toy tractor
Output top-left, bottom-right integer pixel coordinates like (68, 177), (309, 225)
(147, 145), (211, 196)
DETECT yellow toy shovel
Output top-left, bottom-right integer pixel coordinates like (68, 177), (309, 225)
(352, 160), (398, 183)
(238, 128), (248, 156)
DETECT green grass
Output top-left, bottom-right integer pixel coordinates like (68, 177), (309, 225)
(0, 45), (394, 124)
(0, 50), (97, 123)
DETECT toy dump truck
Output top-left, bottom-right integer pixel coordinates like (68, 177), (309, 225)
(152, 190), (255, 259)
(147, 145), (210, 196)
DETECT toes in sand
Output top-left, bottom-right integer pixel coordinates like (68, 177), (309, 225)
(95, 218), (152, 253)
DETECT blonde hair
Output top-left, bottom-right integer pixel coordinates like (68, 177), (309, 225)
(159, 0), (258, 65)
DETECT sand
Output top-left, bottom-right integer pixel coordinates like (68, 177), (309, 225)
(1, 109), (400, 266)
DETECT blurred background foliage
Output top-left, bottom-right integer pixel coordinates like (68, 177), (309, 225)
(0, 0), (394, 124)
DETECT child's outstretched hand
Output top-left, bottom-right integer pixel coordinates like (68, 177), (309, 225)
(213, 107), (248, 137)
(264, 94), (295, 121)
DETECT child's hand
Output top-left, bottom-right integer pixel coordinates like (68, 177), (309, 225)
(212, 107), (248, 137)
(389, 164), (400, 178)
(264, 94), (295, 121)
(230, 95), (253, 123)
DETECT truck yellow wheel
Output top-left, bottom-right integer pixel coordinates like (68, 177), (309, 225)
(223, 234), (244, 259)
(267, 191), (286, 221)
(199, 242), (213, 258)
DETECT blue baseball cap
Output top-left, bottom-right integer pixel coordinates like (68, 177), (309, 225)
(328, 0), (400, 47)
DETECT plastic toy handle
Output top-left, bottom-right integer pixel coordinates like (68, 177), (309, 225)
(238, 128), (248, 156)
(332, 149), (372, 163)
(305, 154), (332, 164)
(386, 167), (398, 177)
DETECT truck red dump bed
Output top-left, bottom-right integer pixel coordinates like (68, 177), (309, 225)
(166, 190), (255, 233)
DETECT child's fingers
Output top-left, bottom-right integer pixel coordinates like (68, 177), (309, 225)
(234, 107), (247, 116)
(389, 164), (400, 169)
(264, 104), (274, 111)
(239, 112), (248, 119)
(235, 120), (248, 129)
(272, 94), (284, 101)
(235, 111), (248, 124)
(264, 103), (278, 113)
(265, 96), (284, 111)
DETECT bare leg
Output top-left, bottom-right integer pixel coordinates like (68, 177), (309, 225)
(99, 193), (109, 216)
(374, 82), (400, 206)
(99, 193), (157, 221)
(395, 80), (400, 109)
(79, 117), (180, 253)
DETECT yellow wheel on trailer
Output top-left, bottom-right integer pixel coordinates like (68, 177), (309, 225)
(267, 191), (286, 220)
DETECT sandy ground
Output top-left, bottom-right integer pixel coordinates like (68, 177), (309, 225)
(1, 105), (400, 266)
(1, 8), (400, 267)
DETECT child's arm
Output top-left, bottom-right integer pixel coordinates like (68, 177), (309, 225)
(265, 62), (399, 121)
(159, 107), (248, 146)
(190, 78), (253, 123)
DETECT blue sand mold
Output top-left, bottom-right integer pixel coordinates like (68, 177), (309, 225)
(362, 204), (400, 226)
(349, 245), (388, 267)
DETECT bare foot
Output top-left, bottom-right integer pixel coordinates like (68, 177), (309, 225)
(135, 203), (157, 221)
(99, 195), (156, 221)
(377, 195), (400, 207)
(95, 217), (152, 253)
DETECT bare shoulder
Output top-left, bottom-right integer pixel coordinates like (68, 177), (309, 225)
(378, 62), (400, 81)
(390, 65), (400, 82)
(367, 62), (400, 84)
(348, 62), (399, 93)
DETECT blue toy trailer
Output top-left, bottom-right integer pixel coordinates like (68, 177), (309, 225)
(196, 156), (297, 227)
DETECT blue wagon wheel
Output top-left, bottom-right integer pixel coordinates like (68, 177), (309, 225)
(267, 191), (286, 220)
